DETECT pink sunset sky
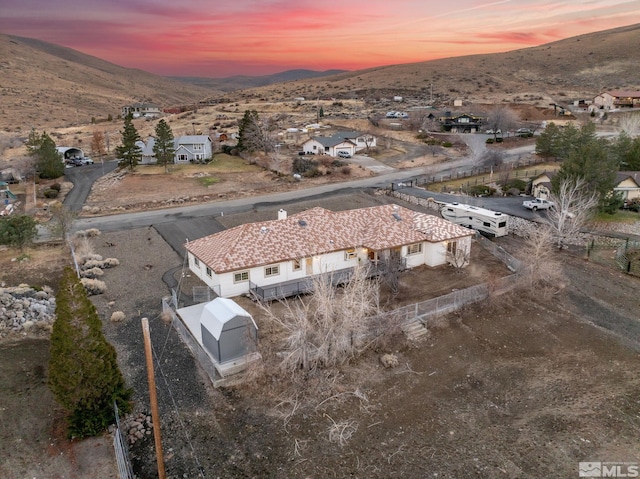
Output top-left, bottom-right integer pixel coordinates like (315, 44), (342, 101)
(1, 0), (639, 77)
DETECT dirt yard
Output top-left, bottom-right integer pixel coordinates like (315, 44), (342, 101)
(2, 193), (640, 479)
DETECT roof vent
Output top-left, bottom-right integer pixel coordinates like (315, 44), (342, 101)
(298, 219), (307, 227)
(392, 213), (402, 221)
(260, 226), (269, 234)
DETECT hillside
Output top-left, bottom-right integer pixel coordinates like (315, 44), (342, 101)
(1, 23), (639, 137)
(0, 34), (217, 132)
(171, 69), (348, 92)
(220, 23), (640, 107)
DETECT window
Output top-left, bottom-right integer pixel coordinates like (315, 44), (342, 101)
(344, 248), (357, 260)
(483, 221), (491, 227)
(206, 267), (212, 277)
(264, 265), (280, 277)
(447, 242), (458, 255)
(194, 144), (202, 150)
(292, 259), (301, 271)
(407, 243), (422, 255)
(498, 221), (507, 228)
(234, 271), (249, 283)
(193, 257), (199, 267)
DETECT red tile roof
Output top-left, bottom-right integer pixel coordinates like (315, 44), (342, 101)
(185, 204), (473, 273)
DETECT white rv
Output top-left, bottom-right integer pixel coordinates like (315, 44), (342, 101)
(440, 203), (509, 238)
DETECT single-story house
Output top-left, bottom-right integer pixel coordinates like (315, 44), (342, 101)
(121, 102), (161, 118)
(184, 204), (474, 299)
(531, 171), (640, 201)
(593, 91), (640, 110)
(135, 135), (213, 164)
(301, 131), (376, 157)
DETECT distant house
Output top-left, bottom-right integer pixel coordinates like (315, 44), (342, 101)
(593, 91), (640, 110)
(184, 204), (474, 300)
(438, 112), (482, 133)
(135, 135), (213, 164)
(531, 171), (640, 201)
(301, 131), (376, 157)
(121, 102), (161, 118)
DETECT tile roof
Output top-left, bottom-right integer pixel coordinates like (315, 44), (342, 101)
(185, 205), (473, 273)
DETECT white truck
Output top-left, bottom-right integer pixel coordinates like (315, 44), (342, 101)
(523, 198), (555, 211)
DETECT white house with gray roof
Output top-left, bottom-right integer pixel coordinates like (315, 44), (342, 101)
(185, 204), (473, 299)
(301, 131), (376, 157)
(135, 135), (213, 164)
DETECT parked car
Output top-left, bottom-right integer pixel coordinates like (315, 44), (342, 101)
(516, 128), (534, 138)
(66, 158), (83, 167)
(523, 198), (555, 211)
(337, 151), (352, 159)
(485, 129), (502, 134)
(81, 157), (94, 165)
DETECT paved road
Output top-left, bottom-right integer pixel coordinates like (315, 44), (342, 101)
(63, 160), (119, 211)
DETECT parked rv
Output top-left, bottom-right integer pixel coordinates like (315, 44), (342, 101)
(440, 203), (509, 238)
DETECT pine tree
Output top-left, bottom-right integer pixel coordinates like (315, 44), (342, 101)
(115, 113), (142, 171)
(0, 215), (37, 250)
(48, 268), (132, 438)
(153, 119), (175, 172)
(28, 131), (64, 179)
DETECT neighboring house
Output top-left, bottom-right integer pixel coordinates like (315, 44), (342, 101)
(531, 171), (556, 200)
(593, 91), (640, 110)
(531, 171), (640, 201)
(135, 135), (213, 164)
(438, 112), (483, 133)
(615, 171), (640, 201)
(136, 137), (156, 165)
(301, 131), (376, 157)
(121, 102), (161, 118)
(174, 135), (213, 163)
(185, 204), (474, 300)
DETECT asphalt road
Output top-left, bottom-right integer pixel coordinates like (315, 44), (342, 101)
(63, 160), (119, 211)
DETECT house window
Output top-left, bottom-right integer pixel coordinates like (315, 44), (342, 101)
(206, 267), (212, 277)
(292, 259), (301, 271)
(264, 265), (280, 277)
(407, 243), (422, 255)
(344, 248), (357, 260)
(234, 271), (249, 283)
(193, 257), (199, 267)
(498, 221), (507, 228)
(194, 144), (202, 150)
(447, 242), (458, 255)
(178, 154), (188, 162)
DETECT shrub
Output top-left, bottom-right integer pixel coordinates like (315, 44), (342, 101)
(503, 178), (527, 192)
(292, 157), (318, 175)
(102, 258), (120, 268)
(380, 354), (399, 368)
(110, 311), (126, 323)
(467, 185), (496, 197)
(80, 278), (107, 295)
(341, 166), (352, 175)
(75, 228), (101, 238)
(485, 138), (494, 144)
(442, 141), (453, 147)
(50, 183), (62, 191)
(80, 267), (104, 279)
(44, 189), (59, 198)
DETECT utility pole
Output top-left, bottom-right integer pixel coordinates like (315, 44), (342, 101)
(142, 318), (166, 479)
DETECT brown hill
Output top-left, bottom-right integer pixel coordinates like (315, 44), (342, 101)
(0, 34), (217, 132)
(220, 23), (640, 107)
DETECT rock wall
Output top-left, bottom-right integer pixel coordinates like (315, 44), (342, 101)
(0, 285), (56, 338)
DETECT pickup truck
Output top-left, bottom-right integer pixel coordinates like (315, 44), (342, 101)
(523, 198), (555, 211)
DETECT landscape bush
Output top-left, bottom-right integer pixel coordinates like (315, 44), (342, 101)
(80, 267), (104, 279)
(110, 311), (126, 323)
(503, 178), (527, 192)
(467, 185), (497, 197)
(80, 278), (107, 295)
(43, 189), (59, 199)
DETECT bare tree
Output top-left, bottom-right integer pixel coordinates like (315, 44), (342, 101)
(90, 131), (106, 158)
(519, 225), (563, 293)
(485, 106), (519, 139)
(547, 177), (599, 249)
(381, 249), (403, 295)
(448, 246), (470, 272)
(255, 264), (381, 375)
(618, 112), (640, 137)
(48, 202), (78, 241)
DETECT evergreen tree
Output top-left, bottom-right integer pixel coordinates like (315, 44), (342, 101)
(535, 122), (561, 157)
(115, 113), (142, 171)
(28, 131), (64, 179)
(611, 132), (640, 171)
(552, 139), (617, 211)
(236, 110), (260, 151)
(0, 215), (37, 250)
(48, 268), (132, 438)
(153, 119), (175, 172)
